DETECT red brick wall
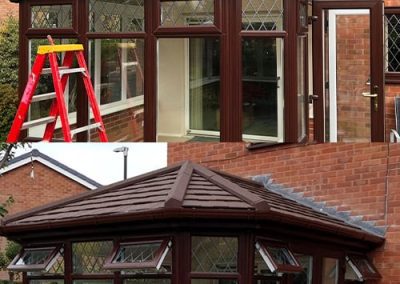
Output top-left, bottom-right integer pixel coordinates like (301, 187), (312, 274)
(0, 0), (18, 21)
(168, 143), (400, 283)
(0, 161), (89, 280)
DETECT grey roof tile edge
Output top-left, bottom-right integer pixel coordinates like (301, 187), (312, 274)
(4, 149), (103, 188)
(252, 175), (386, 238)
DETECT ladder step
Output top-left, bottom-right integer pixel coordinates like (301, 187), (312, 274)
(21, 117), (56, 130)
(59, 67), (85, 76)
(31, 92), (56, 103)
(71, 123), (102, 137)
(42, 66), (69, 75)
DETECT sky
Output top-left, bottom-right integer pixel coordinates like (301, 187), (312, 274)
(13, 143), (168, 185)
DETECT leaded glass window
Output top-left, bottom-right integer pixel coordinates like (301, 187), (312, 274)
(72, 241), (113, 274)
(255, 241), (302, 273)
(89, 0), (145, 32)
(242, 0), (284, 31)
(191, 236), (238, 273)
(385, 13), (400, 72)
(160, 0), (214, 27)
(345, 254), (381, 281)
(104, 240), (172, 271)
(8, 246), (62, 272)
(31, 5), (72, 29)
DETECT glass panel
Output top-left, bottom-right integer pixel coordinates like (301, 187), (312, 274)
(324, 10), (372, 142)
(89, 0), (144, 33)
(157, 38), (220, 142)
(385, 14), (400, 72)
(345, 261), (360, 281)
(114, 241), (162, 263)
(72, 241), (113, 274)
(161, 0), (214, 27)
(191, 237), (237, 273)
(17, 248), (54, 266)
(124, 280), (171, 284)
(242, 0), (284, 31)
(297, 36), (307, 140)
(254, 281), (280, 284)
(27, 250), (65, 277)
(31, 5), (72, 29)
(254, 246), (274, 276)
(266, 247), (296, 266)
(299, 2), (308, 31)
(242, 38), (284, 141)
(293, 254), (313, 284)
(322, 258), (339, 284)
(73, 281), (113, 284)
(30, 281), (64, 284)
(191, 280), (237, 284)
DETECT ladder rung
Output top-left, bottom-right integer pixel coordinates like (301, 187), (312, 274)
(42, 66), (69, 75)
(21, 117), (56, 130)
(71, 123), (102, 137)
(31, 92), (56, 103)
(59, 68), (85, 76)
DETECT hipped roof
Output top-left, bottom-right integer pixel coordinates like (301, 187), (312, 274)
(0, 161), (384, 244)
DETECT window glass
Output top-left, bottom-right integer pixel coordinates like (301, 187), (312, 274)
(322, 258), (339, 284)
(293, 254), (313, 284)
(242, 0), (284, 31)
(73, 281), (113, 284)
(157, 38), (220, 142)
(72, 241), (113, 274)
(297, 36), (307, 141)
(161, 0), (214, 27)
(191, 236), (237, 273)
(89, 0), (144, 32)
(31, 5), (72, 29)
(30, 281), (64, 284)
(242, 38), (284, 142)
(9, 246), (62, 273)
(89, 39), (144, 106)
(385, 13), (400, 72)
(191, 280), (237, 284)
(124, 280), (171, 284)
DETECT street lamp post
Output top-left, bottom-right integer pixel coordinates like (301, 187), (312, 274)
(113, 146), (129, 180)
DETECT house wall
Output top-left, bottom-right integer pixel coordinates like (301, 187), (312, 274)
(0, 0), (18, 21)
(0, 162), (89, 280)
(168, 143), (400, 283)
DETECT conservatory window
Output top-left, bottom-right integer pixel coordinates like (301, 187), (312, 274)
(104, 239), (172, 270)
(345, 254), (381, 281)
(31, 5), (73, 29)
(8, 246), (62, 272)
(255, 241), (302, 273)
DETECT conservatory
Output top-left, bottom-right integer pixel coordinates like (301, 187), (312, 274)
(9, 0), (386, 142)
(0, 162), (383, 284)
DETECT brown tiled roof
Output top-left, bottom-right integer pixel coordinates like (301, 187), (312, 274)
(0, 161), (384, 243)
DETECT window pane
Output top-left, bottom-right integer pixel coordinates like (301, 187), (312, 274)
(89, 39), (144, 106)
(191, 237), (237, 273)
(161, 0), (214, 27)
(293, 254), (313, 284)
(297, 36), (307, 140)
(322, 258), (339, 284)
(73, 281), (113, 284)
(124, 280), (171, 284)
(242, 0), (284, 31)
(17, 248), (54, 266)
(157, 38), (220, 142)
(30, 281), (64, 284)
(89, 0), (144, 32)
(72, 241), (113, 274)
(114, 242), (163, 264)
(31, 5), (72, 29)
(242, 38), (284, 141)
(385, 14), (400, 72)
(191, 280), (237, 284)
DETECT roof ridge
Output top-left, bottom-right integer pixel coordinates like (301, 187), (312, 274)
(253, 175), (386, 237)
(192, 163), (270, 211)
(165, 161), (193, 208)
(1, 161), (186, 225)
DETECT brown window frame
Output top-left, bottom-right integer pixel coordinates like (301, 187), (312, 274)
(26, 0), (78, 37)
(385, 7), (400, 84)
(103, 239), (172, 270)
(8, 245), (62, 272)
(346, 254), (381, 281)
(255, 240), (303, 274)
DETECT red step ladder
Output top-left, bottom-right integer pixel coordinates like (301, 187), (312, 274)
(7, 36), (108, 142)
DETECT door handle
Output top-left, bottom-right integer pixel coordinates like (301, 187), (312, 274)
(362, 92), (378, 98)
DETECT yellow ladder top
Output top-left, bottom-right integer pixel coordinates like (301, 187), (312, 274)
(37, 44), (84, 55)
